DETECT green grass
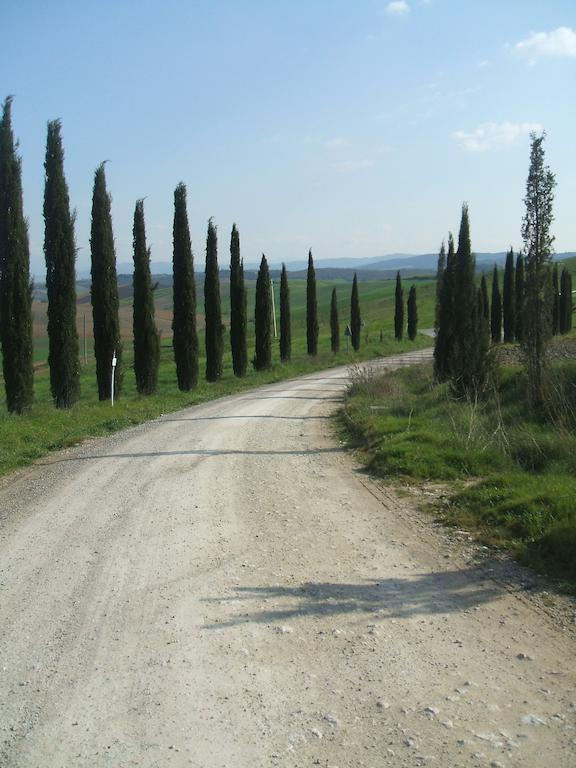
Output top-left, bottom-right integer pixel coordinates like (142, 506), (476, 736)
(340, 352), (576, 589)
(0, 275), (435, 477)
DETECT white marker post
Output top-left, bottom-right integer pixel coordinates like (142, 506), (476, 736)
(111, 349), (117, 407)
(270, 279), (278, 338)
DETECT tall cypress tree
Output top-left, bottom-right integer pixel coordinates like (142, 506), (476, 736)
(254, 254), (272, 370)
(434, 233), (455, 381)
(521, 133), (556, 406)
(502, 247), (515, 343)
(475, 283), (491, 389)
(0, 96), (34, 414)
(330, 287), (339, 353)
(407, 285), (418, 341)
(452, 204), (486, 396)
(434, 241), (446, 335)
(350, 273), (361, 351)
(229, 223), (247, 377)
(480, 273), (490, 324)
(515, 252), (525, 343)
(43, 119), (80, 409)
(394, 271), (404, 341)
(132, 200), (160, 395)
(204, 218), (223, 382)
(279, 263), (291, 362)
(490, 265), (502, 343)
(172, 182), (198, 391)
(90, 163), (122, 401)
(560, 267), (573, 334)
(551, 263), (560, 336)
(306, 249), (318, 355)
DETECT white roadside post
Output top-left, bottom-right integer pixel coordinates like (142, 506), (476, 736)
(270, 279), (278, 338)
(111, 350), (117, 407)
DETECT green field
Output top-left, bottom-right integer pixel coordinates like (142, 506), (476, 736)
(0, 276), (435, 477)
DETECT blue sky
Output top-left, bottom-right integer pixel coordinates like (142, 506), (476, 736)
(1, 0), (575, 275)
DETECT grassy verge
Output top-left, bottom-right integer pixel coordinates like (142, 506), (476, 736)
(0, 332), (431, 478)
(339, 354), (576, 591)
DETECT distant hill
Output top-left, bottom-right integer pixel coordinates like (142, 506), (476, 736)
(66, 251), (576, 283)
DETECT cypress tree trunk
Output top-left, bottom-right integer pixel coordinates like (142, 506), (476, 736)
(568, 273), (573, 332)
(330, 287), (339, 353)
(0, 96), (34, 413)
(407, 284), (418, 340)
(172, 182), (198, 391)
(502, 247), (515, 343)
(204, 218), (223, 382)
(476, 284), (491, 389)
(133, 200), (160, 395)
(229, 223), (247, 377)
(394, 271), (404, 341)
(279, 263), (291, 362)
(43, 119), (80, 408)
(551, 263), (560, 336)
(350, 273), (361, 351)
(254, 254), (272, 370)
(490, 266), (502, 343)
(90, 163), (122, 401)
(515, 253), (525, 343)
(434, 242), (446, 335)
(434, 233), (455, 381)
(306, 250), (318, 355)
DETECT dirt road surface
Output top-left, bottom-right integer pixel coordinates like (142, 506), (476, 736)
(1, 350), (575, 767)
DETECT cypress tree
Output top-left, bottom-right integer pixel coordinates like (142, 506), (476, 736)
(306, 249), (318, 355)
(551, 263), (560, 336)
(434, 241), (446, 335)
(330, 287), (339, 353)
(475, 284), (491, 390)
(172, 182), (198, 391)
(132, 199), (160, 395)
(90, 163), (122, 401)
(452, 204), (486, 396)
(350, 273), (361, 351)
(490, 266), (502, 343)
(502, 247), (515, 343)
(279, 263), (291, 362)
(229, 223), (247, 377)
(515, 252), (525, 343)
(254, 254), (272, 370)
(560, 267), (573, 334)
(434, 233), (455, 381)
(43, 119), (80, 409)
(204, 218), (223, 382)
(0, 96), (34, 414)
(394, 271), (404, 341)
(407, 284), (418, 341)
(479, 274), (490, 323)
(521, 133), (556, 406)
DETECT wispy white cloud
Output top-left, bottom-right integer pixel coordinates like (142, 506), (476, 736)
(304, 136), (350, 149)
(324, 137), (350, 149)
(514, 27), (576, 59)
(333, 158), (375, 174)
(385, 1), (410, 16)
(452, 122), (543, 152)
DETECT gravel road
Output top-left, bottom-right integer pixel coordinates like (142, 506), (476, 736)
(0, 349), (575, 767)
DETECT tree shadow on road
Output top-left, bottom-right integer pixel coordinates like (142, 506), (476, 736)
(203, 567), (505, 628)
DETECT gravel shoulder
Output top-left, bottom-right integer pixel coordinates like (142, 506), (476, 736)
(0, 349), (574, 768)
